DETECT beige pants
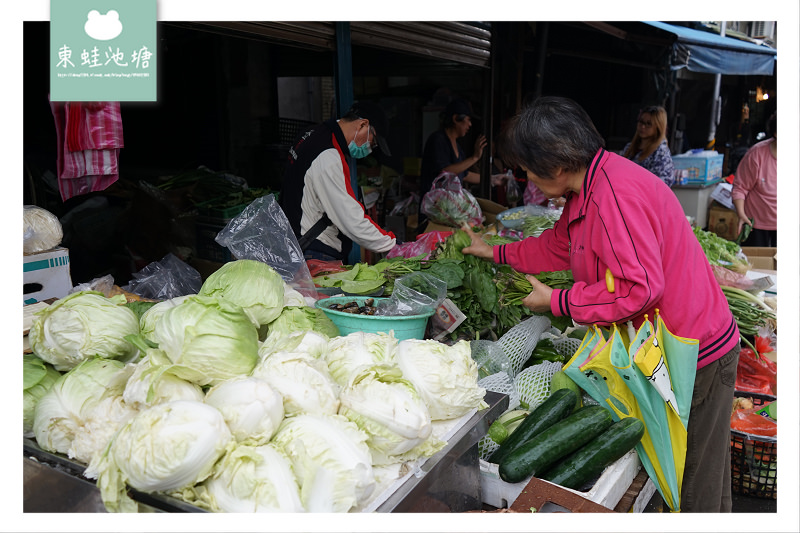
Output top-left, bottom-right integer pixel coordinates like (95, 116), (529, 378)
(680, 344), (741, 512)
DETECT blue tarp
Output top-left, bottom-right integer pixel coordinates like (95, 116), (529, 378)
(643, 21), (776, 76)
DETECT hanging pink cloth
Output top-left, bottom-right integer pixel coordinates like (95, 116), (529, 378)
(49, 99), (124, 201)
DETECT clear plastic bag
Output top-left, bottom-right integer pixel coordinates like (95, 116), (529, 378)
(122, 253), (202, 300)
(23, 205), (63, 254)
(505, 173), (521, 204)
(214, 194), (316, 297)
(471, 340), (512, 380)
(377, 271), (447, 316)
(420, 172), (483, 227)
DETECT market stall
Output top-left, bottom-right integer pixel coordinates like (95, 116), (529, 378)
(22, 200), (777, 514)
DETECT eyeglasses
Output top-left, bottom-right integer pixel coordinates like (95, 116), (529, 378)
(638, 119), (653, 127)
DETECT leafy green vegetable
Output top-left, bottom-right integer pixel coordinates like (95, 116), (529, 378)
(199, 259), (285, 328)
(426, 259), (465, 289)
(693, 226), (749, 272)
(313, 263), (388, 294)
(28, 291), (141, 371)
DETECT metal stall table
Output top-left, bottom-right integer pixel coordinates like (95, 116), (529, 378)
(24, 391), (508, 513)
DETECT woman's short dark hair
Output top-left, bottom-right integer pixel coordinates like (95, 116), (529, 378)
(499, 96), (605, 179)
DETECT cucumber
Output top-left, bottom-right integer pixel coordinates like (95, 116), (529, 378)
(498, 405), (613, 483)
(539, 416), (645, 489)
(549, 370), (583, 410)
(488, 389), (577, 465)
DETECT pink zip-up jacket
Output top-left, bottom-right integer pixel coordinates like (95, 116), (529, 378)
(494, 148), (739, 370)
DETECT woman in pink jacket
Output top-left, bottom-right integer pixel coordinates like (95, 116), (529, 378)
(462, 96), (739, 512)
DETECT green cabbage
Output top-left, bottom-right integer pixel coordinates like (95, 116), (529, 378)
(266, 305), (339, 339)
(199, 259), (285, 328)
(151, 295), (259, 386)
(28, 291), (140, 371)
(259, 330), (330, 361)
(139, 294), (192, 343)
(271, 413), (375, 513)
(204, 376), (284, 444)
(85, 400), (232, 513)
(338, 365), (445, 466)
(122, 354), (204, 409)
(23, 354), (61, 438)
(251, 352), (340, 416)
(395, 339), (486, 420)
(323, 331), (398, 387)
(188, 443), (305, 513)
(32, 357), (136, 464)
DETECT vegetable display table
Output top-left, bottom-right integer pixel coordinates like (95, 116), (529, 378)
(23, 391), (508, 513)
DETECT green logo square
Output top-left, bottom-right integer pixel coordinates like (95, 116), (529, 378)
(50, 0), (157, 101)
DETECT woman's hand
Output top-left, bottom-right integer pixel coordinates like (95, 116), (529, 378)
(521, 275), (553, 313)
(736, 211), (752, 235)
(460, 224), (494, 260)
(473, 134), (487, 160)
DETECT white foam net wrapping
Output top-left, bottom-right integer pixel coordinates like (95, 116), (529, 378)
(498, 315), (551, 375)
(477, 371), (521, 461)
(515, 361), (563, 410)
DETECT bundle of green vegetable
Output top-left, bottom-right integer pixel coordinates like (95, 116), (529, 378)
(720, 285), (777, 348)
(521, 211), (560, 238)
(693, 226), (750, 273)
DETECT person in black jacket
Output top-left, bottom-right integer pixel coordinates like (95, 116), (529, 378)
(280, 101), (397, 261)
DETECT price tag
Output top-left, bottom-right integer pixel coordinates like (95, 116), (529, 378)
(429, 298), (467, 341)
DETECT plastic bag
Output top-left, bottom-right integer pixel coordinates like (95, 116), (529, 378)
(389, 193), (419, 216)
(524, 180), (547, 206)
(385, 231), (452, 260)
(730, 407), (777, 438)
(377, 271), (447, 316)
(23, 205), (64, 254)
(420, 172), (483, 227)
(306, 259), (347, 278)
(122, 253), (202, 300)
(70, 274), (116, 296)
(505, 173), (521, 204)
(735, 346), (777, 395)
(214, 194), (316, 297)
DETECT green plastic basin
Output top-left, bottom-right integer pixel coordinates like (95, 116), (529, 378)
(315, 296), (434, 340)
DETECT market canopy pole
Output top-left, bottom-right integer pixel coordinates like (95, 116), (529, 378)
(706, 22), (727, 150)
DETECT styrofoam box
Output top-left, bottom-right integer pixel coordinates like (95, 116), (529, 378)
(480, 449), (642, 510)
(672, 153), (724, 184)
(23, 247), (72, 304)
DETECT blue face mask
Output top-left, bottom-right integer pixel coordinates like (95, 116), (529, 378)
(348, 127), (373, 159)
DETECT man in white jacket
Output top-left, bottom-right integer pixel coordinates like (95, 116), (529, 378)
(280, 101), (397, 261)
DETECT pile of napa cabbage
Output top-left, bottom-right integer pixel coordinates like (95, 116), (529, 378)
(23, 259), (486, 513)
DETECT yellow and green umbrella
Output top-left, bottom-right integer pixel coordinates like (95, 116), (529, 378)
(562, 311), (698, 512)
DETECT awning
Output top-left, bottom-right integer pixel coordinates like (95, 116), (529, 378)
(642, 21), (776, 76)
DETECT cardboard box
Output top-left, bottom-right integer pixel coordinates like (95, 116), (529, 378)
(477, 197), (507, 225)
(673, 152), (724, 184)
(424, 220), (458, 234)
(23, 247), (72, 304)
(707, 203), (739, 241)
(741, 246), (777, 270)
